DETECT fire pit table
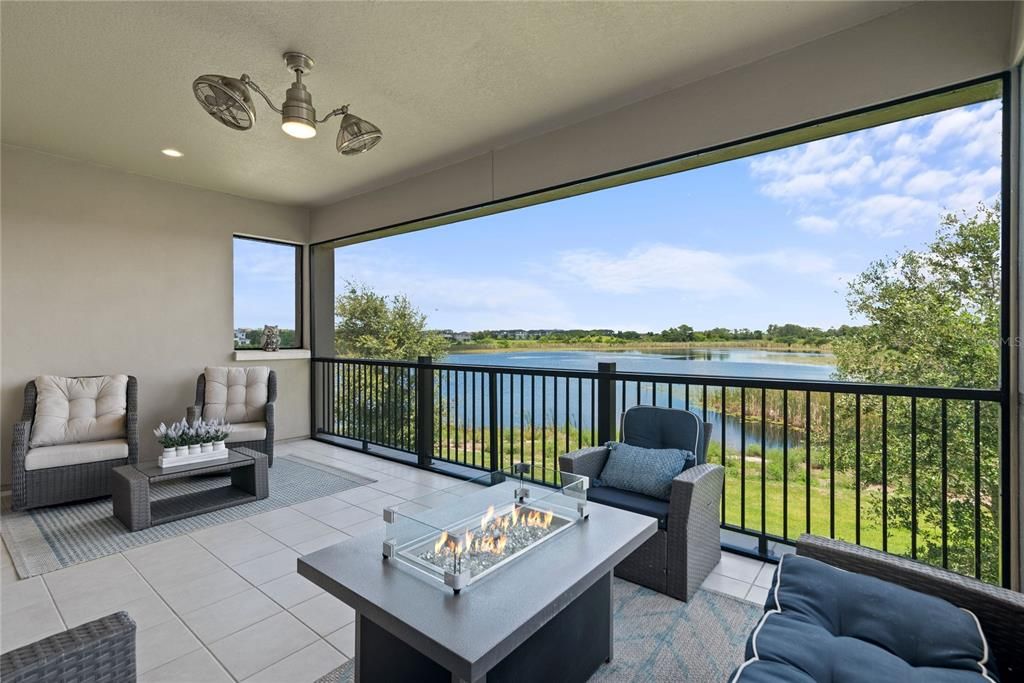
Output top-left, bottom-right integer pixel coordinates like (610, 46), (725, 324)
(298, 466), (657, 683)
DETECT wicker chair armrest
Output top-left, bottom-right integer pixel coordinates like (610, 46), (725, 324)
(265, 401), (276, 439)
(668, 463), (724, 524)
(796, 534), (1024, 680)
(12, 420), (31, 472)
(558, 446), (609, 481)
(125, 376), (139, 463)
(267, 370), (278, 405)
(0, 611), (136, 683)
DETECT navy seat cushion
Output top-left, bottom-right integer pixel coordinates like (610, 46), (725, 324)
(732, 554), (998, 683)
(587, 485), (669, 530)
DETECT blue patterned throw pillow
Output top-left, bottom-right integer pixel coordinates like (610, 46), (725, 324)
(598, 442), (695, 500)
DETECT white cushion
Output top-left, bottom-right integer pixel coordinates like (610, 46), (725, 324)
(225, 421), (267, 443)
(29, 375), (128, 447)
(202, 367), (269, 423)
(25, 439), (129, 471)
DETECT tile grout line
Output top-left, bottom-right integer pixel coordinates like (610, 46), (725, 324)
(37, 568), (68, 632)
(122, 543), (239, 681)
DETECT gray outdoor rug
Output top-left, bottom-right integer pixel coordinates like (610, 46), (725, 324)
(1, 453), (374, 579)
(316, 580), (760, 683)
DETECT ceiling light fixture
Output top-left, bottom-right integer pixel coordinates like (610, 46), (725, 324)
(192, 52), (382, 155)
(161, 148), (184, 157)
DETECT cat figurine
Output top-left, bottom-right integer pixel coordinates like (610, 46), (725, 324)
(261, 325), (281, 352)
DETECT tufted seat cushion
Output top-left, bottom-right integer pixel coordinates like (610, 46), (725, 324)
(732, 554), (999, 682)
(225, 421), (268, 443)
(202, 367), (269, 423)
(24, 439), (129, 471)
(29, 375), (128, 447)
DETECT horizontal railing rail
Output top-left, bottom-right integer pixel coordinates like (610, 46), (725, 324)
(311, 356), (1008, 585)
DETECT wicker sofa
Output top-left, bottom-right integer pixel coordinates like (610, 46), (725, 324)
(187, 367), (276, 466)
(0, 611), (136, 683)
(11, 375), (139, 511)
(559, 405), (722, 601)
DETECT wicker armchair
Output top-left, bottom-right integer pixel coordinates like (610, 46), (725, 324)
(0, 611), (136, 683)
(11, 376), (139, 511)
(559, 405), (722, 601)
(796, 534), (1024, 682)
(187, 368), (276, 466)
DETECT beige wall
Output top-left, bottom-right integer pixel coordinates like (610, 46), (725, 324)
(311, 1), (1016, 241)
(1, 145), (311, 484)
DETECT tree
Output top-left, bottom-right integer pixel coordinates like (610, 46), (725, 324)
(833, 204), (1001, 581)
(332, 282), (450, 451)
(335, 282), (449, 360)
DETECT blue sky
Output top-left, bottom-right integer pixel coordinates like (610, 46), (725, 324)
(233, 238), (297, 330)
(235, 99), (1001, 332)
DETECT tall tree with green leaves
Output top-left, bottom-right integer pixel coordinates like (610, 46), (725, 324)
(833, 204), (1001, 581)
(335, 282), (449, 360)
(333, 282), (449, 451)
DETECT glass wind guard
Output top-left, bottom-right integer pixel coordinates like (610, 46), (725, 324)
(382, 466), (590, 593)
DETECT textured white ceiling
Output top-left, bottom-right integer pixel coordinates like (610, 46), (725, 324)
(1, 1), (906, 206)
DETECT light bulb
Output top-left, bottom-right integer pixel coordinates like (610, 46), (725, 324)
(161, 148), (184, 157)
(281, 119), (316, 139)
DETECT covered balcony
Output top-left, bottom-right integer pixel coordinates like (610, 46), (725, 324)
(2, 2), (1023, 682)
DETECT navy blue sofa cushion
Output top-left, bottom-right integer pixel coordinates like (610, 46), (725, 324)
(732, 554), (998, 683)
(587, 485), (669, 530)
(598, 441), (693, 500)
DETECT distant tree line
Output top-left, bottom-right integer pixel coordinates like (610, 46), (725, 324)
(452, 323), (860, 347)
(235, 328), (297, 349)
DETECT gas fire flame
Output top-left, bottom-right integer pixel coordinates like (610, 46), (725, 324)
(433, 505), (554, 563)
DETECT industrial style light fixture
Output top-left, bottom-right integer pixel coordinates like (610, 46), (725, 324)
(192, 52), (383, 155)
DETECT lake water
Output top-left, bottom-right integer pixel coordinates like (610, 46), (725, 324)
(445, 347), (835, 381)
(439, 348), (835, 452)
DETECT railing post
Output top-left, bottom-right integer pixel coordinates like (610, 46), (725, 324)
(597, 362), (617, 444)
(416, 356), (434, 468)
(488, 370), (499, 472)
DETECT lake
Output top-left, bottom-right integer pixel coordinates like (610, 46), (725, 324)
(444, 347), (835, 381)
(439, 347), (835, 452)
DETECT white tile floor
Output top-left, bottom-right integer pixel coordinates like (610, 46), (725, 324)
(0, 439), (775, 682)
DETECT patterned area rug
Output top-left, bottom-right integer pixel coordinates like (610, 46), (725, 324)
(1, 453), (373, 578)
(316, 580), (760, 683)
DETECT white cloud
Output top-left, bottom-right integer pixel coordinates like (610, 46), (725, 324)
(904, 169), (956, 196)
(796, 215), (838, 234)
(557, 244), (750, 296)
(334, 253), (578, 329)
(943, 166), (1000, 211)
(839, 194), (936, 237)
(749, 100), (1001, 237)
(556, 244), (842, 297)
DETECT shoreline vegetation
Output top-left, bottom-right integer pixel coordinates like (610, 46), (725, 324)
(450, 339), (834, 354)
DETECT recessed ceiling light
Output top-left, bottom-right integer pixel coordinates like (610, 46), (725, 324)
(161, 148), (183, 158)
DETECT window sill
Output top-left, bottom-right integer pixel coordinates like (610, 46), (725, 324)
(234, 349), (311, 361)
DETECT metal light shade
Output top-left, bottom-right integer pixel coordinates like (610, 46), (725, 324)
(192, 75), (255, 131)
(280, 79), (317, 139)
(336, 112), (383, 155)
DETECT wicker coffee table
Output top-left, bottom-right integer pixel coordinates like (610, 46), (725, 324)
(112, 447), (268, 531)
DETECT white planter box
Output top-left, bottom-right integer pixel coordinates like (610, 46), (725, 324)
(159, 446), (230, 468)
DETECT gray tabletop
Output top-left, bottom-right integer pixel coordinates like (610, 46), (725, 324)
(298, 497), (656, 681)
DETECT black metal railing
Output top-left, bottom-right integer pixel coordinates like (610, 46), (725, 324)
(311, 356), (1009, 585)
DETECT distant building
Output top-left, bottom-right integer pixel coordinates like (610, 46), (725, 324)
(437, 330), (473, 342)
(234, 328), (254, 345)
